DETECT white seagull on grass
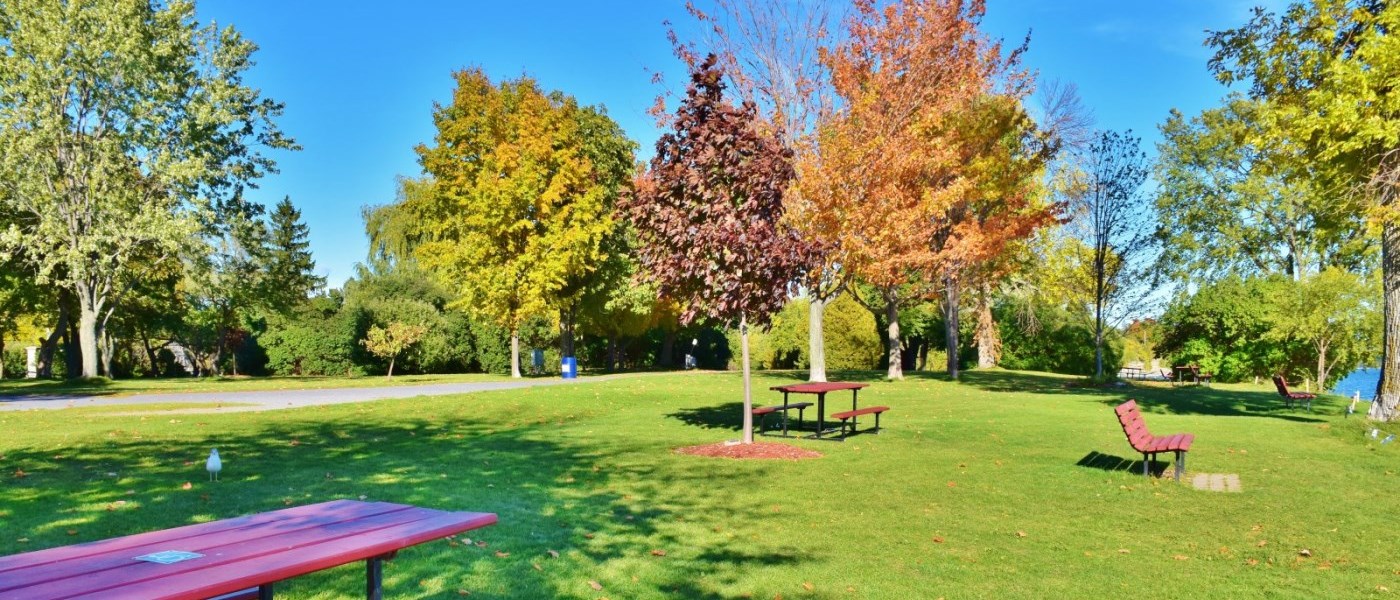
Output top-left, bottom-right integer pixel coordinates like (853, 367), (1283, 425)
(206, 448), (222, 481)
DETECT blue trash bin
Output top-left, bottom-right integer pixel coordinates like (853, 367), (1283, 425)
(561, 356), (577, 379)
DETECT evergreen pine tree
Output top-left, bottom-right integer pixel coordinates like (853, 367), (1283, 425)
(264, 197), (324, 312)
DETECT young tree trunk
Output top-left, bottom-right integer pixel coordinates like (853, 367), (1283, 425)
(944, 275), (961, 380)
(740, 313), (754, 444)
(1375, 221), (1400, 421)
(607, 336), (618, 372)
(510, 328), (522, 379)
(387, 356), (395, 379)
(808, 296), (828, 382)
(1094, 292), (1106, 379)
(885, 295), (903, 380)
(98, 307), (115, 378)
(974, 281), (999, 369)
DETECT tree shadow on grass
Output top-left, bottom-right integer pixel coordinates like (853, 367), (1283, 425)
(1101, 384), (1329, 423)
(955, 369), (1329, 423)
(667, 401), (746, 432)
(1075, 450), (1171, 478)
(0, 404), (806, 598)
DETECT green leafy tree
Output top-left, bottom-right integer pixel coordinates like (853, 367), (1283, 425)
(1268, 268), (1380, 390)
(0, 0), (294, 378)
(405, 69), (632, 378)
(361, 322), (428, 379)
(621, 55), (809, 444)
(1208, 0), (1400, 418)
(1155, 99), (1371, 283)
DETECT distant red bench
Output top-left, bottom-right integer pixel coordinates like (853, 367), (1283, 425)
(1272, 375), (1315, 411)
(1114, 400), (1193, 481)
(831, 405), (889, 437)
(752, 402), (814, 437)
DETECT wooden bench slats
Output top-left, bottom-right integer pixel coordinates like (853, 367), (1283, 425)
(0, 506), (434, 593)
(752, 402), (813, 416)
(0, 500), (402, 578)
(831, 406), (888, 420)
(59, 511), (495, 600)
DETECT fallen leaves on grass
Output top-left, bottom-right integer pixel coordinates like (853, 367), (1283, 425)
(650, 549), (667, 557)
(1173, 555), (1190, 561)
(546, 549), (560, 558)
(587, 580), (603, 591)
(675, 442), (821, 460)
(1299, 549), (1312, 557)
(932, 536), (945, 544)
(494, 550), (509, 558)
(1014, 531), (1027, 538)
(181, 482), (192, 490)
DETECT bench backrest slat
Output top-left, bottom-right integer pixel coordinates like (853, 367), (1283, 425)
(1115, 400), (1153, 453)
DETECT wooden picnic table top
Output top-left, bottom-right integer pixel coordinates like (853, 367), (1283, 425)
(769, 381), (868, 394)
(0, 499), (496, 600)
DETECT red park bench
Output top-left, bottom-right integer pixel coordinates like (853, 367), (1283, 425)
(1272, 375), (1316, 411)
(1114, 399), (1194, 481)
(0, 499), (496, 600)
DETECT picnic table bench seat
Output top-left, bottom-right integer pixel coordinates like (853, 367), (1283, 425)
(752, 401), (814, 437)
(831, 405), (889, 437)
(1272, 375), (1315, 411)
(1114, 400), (1193, 481)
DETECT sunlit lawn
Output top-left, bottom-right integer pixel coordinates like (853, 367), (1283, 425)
(1, 370), (1397, 598)
(0, 372), (514, 400)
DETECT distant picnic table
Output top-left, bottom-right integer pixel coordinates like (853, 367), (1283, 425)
(0, 499), (496, 600)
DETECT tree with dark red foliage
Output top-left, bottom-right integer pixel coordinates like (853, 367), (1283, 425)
(621, 55), (810, 443)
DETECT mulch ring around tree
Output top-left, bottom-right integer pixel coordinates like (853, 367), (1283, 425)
(675, 441), (822, 460)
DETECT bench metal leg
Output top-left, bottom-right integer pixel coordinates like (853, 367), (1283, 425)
(873, 411), (881, 434)
(1142, 453), (1150, 477)
(259, 584), (275, 600)
(367, 556), (383, 600)
(1175, 451), (1185, 481)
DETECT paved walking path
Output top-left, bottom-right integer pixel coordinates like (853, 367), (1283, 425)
(0, 377), (606, 413)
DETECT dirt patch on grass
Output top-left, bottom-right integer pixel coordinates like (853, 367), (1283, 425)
(676, 441), (822, 460)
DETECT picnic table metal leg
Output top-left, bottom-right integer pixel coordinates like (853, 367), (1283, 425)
(366, 556), (384, 600)
(259, 584), (275, 600)
(815, 392), (826, 438)
(1175, 451), (1185, 481)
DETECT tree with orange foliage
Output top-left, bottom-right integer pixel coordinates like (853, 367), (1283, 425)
(810, 0), (1030, 379)
(930, 94), (1061, 379)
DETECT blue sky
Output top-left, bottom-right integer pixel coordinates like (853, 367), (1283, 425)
(198, 0), (1282, 289)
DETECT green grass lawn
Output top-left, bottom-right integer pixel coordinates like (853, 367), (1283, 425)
(0, 372), (514, 399)
(1, 370), (1397, 598)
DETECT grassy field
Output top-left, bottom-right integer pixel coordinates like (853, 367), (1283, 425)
(1, 370), (1397, 599)
(0, 372), (514, 399)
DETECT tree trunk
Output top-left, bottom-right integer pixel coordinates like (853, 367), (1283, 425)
(74, 282), (100, 379)
(510, 328), (522, 378)
(559, 307), (575, 360)
(808, 296), (828, 382)
(1316, 339), (1329, 393)
(139, 326), (161, 377)
(944, 275), (961, 380)
(387, 356), (395, 379)
(37, 306), (65, 378)
(974, 281), (999, 369)
(740, 313), (754, 444)
(659, 330), (676, 368)
(607, 336), (618, 372)
(1375, 220), (1400, 421)
(886, 294), (903, 380)
(98, 307), (115, 378)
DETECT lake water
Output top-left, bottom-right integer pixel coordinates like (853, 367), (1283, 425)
(1332, 367), (1380, 398)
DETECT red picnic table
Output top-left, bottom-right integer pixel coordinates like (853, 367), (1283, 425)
(0, 499), (496, 600)
(769, 381), (869, 440)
